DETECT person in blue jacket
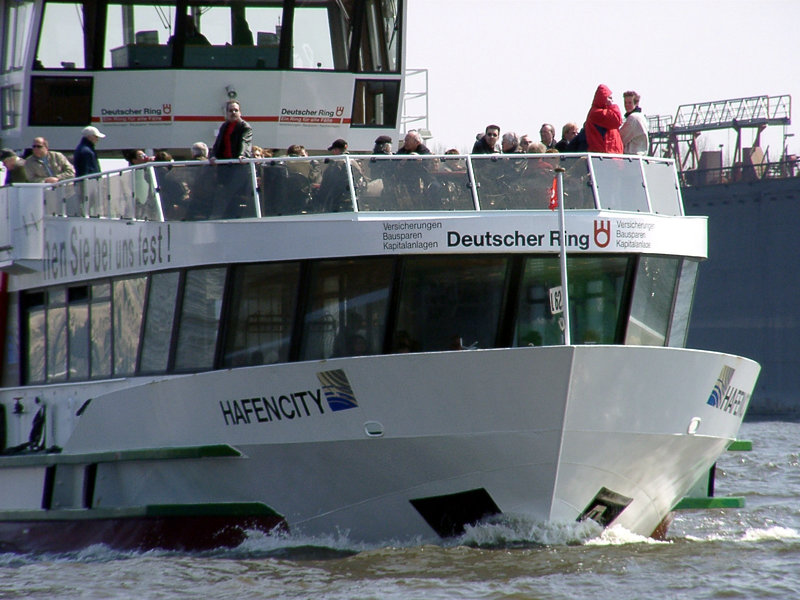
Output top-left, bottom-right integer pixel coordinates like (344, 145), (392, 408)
(73, 126), (105, 177)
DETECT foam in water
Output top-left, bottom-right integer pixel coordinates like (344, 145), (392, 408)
(457, 513), (605, 548)
(742, 526), (800, 542)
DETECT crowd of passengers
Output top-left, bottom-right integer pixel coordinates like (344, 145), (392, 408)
(1, 84), (651, 216)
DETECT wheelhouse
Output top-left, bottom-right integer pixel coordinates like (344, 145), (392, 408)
(0, 0), (404, 154)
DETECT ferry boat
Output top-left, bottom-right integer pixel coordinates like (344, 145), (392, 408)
(0, 1), (759, 552)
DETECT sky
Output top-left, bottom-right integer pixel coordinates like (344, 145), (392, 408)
(403, 0), (800, 160)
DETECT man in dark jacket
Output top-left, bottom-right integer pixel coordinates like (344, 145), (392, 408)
(73, 126), (105, 177)
(472, 125), (501, 154)
(210, 100), (254, 217)
(210, 100), (253, 161)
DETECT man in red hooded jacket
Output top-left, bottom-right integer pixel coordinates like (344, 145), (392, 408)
(585, 84), (623, 154)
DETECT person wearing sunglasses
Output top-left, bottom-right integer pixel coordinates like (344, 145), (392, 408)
(472, 124), (501, 154)
(25, 137), (75, 183)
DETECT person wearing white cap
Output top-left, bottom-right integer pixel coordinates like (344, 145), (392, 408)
(73, 125), (106, 177)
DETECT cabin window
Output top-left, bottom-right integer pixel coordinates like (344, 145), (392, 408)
(173, 267), (226, 371)
(393, 256), (507, 352)
(46, 289), (68, 382)
(666, 259), (699, 348)
(626, 256), (681, 346)
(34, 2), (86, 69)
(91, 282), (113, 379)
(139, 271), (180, 373)
(223, 262), (301, 368)
(2, 0), (34, 73)
(23, 292), (46, 385)
(113, 276), (147, 376)
(300, 258), (393, 360)
(350, 79), (400, 128)
(67, 286), (90, 380)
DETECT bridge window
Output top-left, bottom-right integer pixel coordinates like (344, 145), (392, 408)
(105, 3), (175, 69)
(292, 4), (338, 69)
(34, 2), (85, 69)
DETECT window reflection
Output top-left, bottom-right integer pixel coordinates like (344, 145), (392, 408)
(91, 283), (112, 379)
(140, 271), (179, 373)
(113, 277), (147, 376)
(174, 267), (226, 371)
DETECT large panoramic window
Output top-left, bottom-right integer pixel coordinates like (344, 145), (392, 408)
(139, 271), (180, 373)
(300, 258), (393, 360)
(68, 285), (90, 380)
(17, 250), (689, 386)
(394, 256), (508, 352)
(24, 292), (46, 384)
(626, 256), (681, 346)
(666, 259), (699, 348)
(46, 289), (67, 382)
(223, 262), (300, 367)
(113, 276), (147, 376)
(515, 256), (631, 347)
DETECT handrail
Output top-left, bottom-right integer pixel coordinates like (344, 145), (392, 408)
(1, 153), (685, 222)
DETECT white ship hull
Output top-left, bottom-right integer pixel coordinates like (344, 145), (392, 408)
(1, 345), (758, 546)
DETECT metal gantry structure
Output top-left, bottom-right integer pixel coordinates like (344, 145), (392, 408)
(648, 94), (792, 174)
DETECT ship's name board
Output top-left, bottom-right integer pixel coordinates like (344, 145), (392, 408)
(220, 390), (326, 425)
(379, 218), (657, 253)
(42, 223), (172, 282)
(220, 370), (358, 427)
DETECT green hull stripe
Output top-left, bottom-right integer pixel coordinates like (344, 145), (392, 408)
(674, 496), (746, 510)
(0, 502), (280, 522)
(0, 444), (242, 467)
(727, 439), (752, 451)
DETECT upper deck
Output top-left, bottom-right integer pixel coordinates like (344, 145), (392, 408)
(0, 153), (705, 287)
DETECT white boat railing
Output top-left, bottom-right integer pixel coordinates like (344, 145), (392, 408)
(1, 153), (684, 224)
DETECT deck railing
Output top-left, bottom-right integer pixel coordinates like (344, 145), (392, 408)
(4, 153), (684, 223)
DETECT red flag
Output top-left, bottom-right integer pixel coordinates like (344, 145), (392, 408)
(548, 177), (558, 210)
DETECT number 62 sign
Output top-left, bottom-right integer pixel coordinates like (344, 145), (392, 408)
(549, 285), (563, 315)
